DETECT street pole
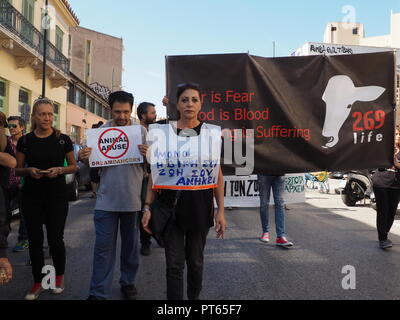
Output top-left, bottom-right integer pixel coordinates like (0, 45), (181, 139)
(273, 41), (276, 58)
(41, 0), (48, 98)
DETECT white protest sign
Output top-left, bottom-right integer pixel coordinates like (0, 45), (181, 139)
(148, 123), (222, 190)
(86, 125), (143, 167)
(222, 174), (305, 207)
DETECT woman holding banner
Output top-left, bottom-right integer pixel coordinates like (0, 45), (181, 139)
(142, 83), (226, 300)
(15, 98), (77, 300)
(372, 128), (400, 249)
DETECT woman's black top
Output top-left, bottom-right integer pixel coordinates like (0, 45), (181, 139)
(17, 131), (73, 194)
(372, 153), (400, 189)
(157, 123), (215, 232)
(0, 140), (14, 190)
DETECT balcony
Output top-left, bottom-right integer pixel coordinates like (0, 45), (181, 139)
(0, 0), (69, 87)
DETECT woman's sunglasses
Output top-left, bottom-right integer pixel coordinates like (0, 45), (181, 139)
(8, 124), (18, 129)
(177, 82), (200, 89)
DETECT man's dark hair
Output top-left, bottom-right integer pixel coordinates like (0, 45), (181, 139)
(97, 121), (104, 126)
(7, 116), (26, 128)
(137, 102), (155, 120)
(108, 91), (134, 109)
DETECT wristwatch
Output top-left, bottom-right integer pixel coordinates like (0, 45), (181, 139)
(142, 207), (151, 213)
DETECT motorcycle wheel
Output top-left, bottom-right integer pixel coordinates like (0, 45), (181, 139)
(341, 193), (357, 206)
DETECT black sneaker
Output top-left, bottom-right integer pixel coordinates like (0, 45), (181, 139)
(87, 295), (104, 300)
(121, 285), (138, 300)
(379, 239), (393, 249)
(140, 244), (151, 256)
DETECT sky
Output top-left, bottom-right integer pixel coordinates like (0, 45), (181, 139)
(68, 0), (400, 118)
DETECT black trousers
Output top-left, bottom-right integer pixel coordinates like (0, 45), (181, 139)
(164, 221), (209, 300)
(140, 176), (151, 245)
(9, 186), (28, 242)
(373, 187), (400, 241)
(22, 191), (68, 283)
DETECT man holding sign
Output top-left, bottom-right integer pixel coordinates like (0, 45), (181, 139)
(79, 91), (148, 300)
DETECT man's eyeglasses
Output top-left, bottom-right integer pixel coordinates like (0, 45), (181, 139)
(8, 124), (18, 129)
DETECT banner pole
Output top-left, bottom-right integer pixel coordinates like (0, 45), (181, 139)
(165, 55), (169, 124)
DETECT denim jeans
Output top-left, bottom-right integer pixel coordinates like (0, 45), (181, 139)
(257, 175), (286, 238)
(89, 210), (140, 299)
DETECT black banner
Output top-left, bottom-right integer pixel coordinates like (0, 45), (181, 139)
(166, 52), (395, 174)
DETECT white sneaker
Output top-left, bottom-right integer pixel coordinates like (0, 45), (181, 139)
(260, 233), (270, 243)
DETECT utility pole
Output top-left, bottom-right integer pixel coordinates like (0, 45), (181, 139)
(273, 41), (276, 58)
(41, 0), (49, 98)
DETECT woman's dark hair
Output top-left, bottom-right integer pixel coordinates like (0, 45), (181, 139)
(176, 83), (201, 101)
(108, 91), (134, 109)
(137, 102), (155, 120)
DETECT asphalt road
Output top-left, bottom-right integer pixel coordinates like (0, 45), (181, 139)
(2, 179), (400, 300)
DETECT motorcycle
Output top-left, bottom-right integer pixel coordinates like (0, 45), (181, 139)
(337, 170), (375, 207)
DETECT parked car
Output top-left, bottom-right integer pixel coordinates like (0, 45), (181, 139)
(66, 144), (91, 201)
(329, 172), (344, 179)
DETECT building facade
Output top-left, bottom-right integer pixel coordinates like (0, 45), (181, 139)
(66, 26), (123, 141)
(0, 0), (79, 132)
(323, 12), (400, 108)
(66, 73), (110, 144)
(69, 26), (123, 94)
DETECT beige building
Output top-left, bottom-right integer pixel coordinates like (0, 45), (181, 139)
(0, 0), (79, 132)
(69, 26), (123, 94)
(324, 12), (400, 48)
(64, 26), (123, 141)
(323, 12), (400, 109)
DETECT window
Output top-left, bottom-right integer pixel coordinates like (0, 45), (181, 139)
(56, 26), (64, 52)
(0, 79), (6, 113)
(85, 95), (90, 111)
(353, 28), (358, 35)
(89, 97), (95, 113)
(85, 40), (91, 83)
(75, 88), (82, 106)
(70, 125), (80, 144)
(22, 0), (35, 42)
(67, 83), (75, 103)
(95, 101), (102, 117)
(80, 92), (86, 109)
(68, 35), (72, 56)
(102, 106), (110, 119)
(53, 102), (60, 129)
(331, 27), (337, 31)
(86, 40), (91, 55)
(18, 88), (30, 123)
(22, 0), (34, 23)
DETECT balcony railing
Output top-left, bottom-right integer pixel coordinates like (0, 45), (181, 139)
(0, 0), (69, 74)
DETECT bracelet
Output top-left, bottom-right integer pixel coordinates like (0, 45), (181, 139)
(142, 207), (151, 213)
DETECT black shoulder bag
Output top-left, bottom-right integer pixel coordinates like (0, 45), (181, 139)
(149, 190), (181, 247)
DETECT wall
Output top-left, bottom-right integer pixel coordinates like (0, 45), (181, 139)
(69, 26), (123, 91)
(0, 50), (67, 131)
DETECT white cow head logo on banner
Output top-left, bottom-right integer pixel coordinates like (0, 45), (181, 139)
(321, 75), (385, 149)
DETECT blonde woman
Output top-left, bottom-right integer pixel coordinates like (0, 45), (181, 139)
(15, 99), (77, 300)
